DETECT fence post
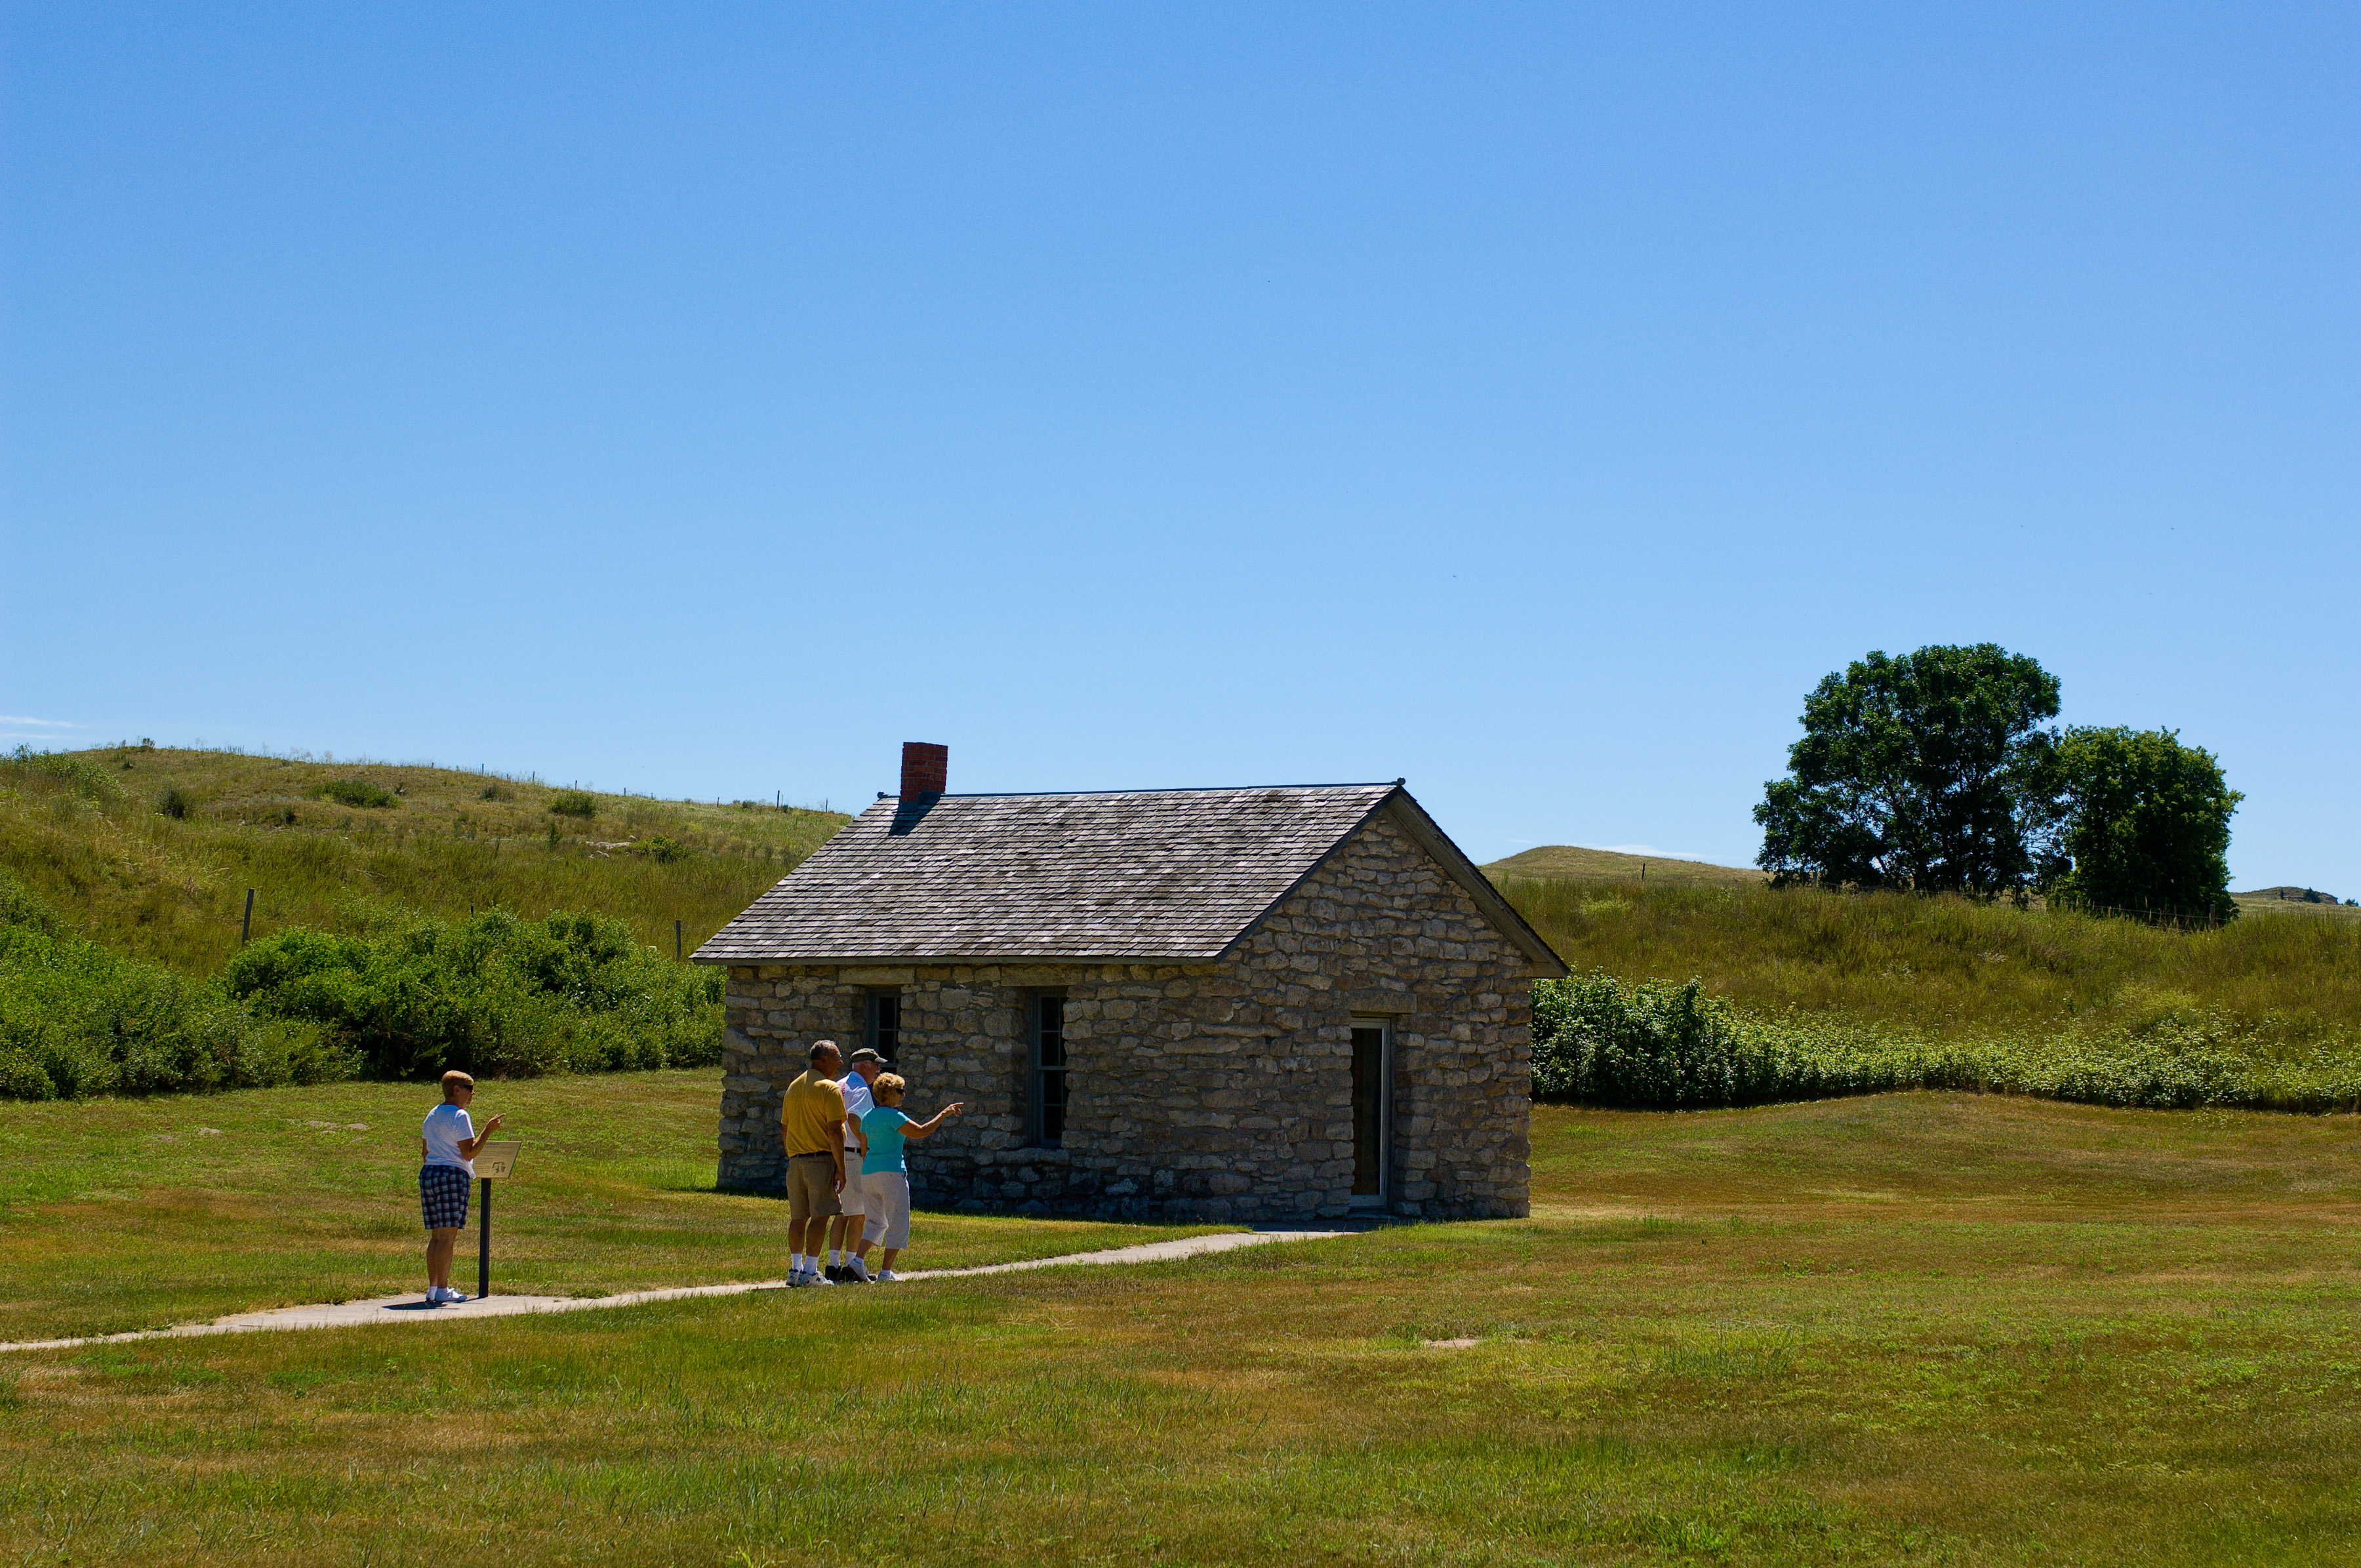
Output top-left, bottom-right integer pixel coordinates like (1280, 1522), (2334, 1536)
(676, 920), (683, 962)
(240, 889), (254, 945)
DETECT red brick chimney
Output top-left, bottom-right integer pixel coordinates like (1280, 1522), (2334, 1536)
(900, 742), (948, 799)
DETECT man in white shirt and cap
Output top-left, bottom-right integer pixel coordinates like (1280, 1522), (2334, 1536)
(826, 1047), (887, 1281)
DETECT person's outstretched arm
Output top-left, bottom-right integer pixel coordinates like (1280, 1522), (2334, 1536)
(458, 1113), (505, 1159)
(900, 1103), (965, 1142)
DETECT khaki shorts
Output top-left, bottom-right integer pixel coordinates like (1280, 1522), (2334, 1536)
(836, 1160), (871, 1217)
(862, 1173), (912, 1251)
(786, 1154), (841, 1224)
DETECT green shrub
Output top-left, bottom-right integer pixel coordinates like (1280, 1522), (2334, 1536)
(156, 786), (194, 820)
(0, 872), (60, 936)
(479, 783), (513, 802)
(314, 778), (396, 809)
(641, 835), (692, 864)
(0, 871), (353, 1100)
(548, 790), (596, 818)
(224, 908), (721, 1081)
(1531, 971), (2361, 1113)
(3, 746), (126, 803)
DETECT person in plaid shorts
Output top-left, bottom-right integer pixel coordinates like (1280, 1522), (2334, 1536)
(419, 1070), (503, 1305)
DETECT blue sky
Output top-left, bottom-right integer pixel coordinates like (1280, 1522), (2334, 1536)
(6, 5), (2356, 888)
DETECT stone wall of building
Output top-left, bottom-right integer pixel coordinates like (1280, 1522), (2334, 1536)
(714, 805), (1533, 1220)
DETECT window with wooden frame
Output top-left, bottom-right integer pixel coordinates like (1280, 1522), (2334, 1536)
(864, 990), (900, 1063)
(1028, 994), (1067, 1148)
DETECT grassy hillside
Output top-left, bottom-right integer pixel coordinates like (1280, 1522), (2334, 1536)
(1499, 877), (2361, 1044)
(1485, 843), (1762, 887)
(1, 746), (849, 974)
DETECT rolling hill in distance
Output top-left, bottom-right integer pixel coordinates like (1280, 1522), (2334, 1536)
(1483, 845), (1762, 887)
(1489, 841), (2357, 923)
(5, 747), (2354, 1045)
(2232, 886), (2358, 921)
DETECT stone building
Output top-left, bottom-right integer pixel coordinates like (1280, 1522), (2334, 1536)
(695, 744), (1566, 1222)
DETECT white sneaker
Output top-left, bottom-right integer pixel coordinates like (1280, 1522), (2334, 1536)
(809, 1269), (835, 1286)
(441, 1289), (471, 1304)
(876, 1270), (900, 1283)
(845, 1257), (872, 1282)
(785, 1268), (813, 1289)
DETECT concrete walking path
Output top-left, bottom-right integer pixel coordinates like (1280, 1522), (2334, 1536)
(0, 1228), (1346, 1356)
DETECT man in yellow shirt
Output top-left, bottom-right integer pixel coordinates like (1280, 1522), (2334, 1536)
(781, 1040), (849, 1288)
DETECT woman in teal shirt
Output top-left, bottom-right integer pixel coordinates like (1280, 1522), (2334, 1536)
(854, 1074), (963, 1281)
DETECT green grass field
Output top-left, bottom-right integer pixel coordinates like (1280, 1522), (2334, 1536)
(0, 746), (849, 973)
(0, 1070), (1217, 1344)
(4, 1073), (2358, 1565)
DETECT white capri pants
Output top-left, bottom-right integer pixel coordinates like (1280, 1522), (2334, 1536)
(862, 1173), (911, 1250)
(836, 1159), (870, 1217)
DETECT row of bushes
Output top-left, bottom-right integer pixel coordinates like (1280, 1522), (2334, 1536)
(1532, 971), (2361, 1113)
(0, 874), (352, 1099)
(222, 909), (722, 1080)
(0, 870), (722, 1099)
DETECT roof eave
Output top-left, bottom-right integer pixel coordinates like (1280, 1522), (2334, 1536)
(1203, 786), (1569, 977)
(693, 952), (1226, 967)
(1375, 790), (1569, 977)
(1209, 788), (1400, 963)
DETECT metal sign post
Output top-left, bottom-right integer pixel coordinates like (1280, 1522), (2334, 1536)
(473, 1141), (520, 1300)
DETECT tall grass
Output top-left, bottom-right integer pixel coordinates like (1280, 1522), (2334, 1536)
(1503, 877), (2361, 1042)
(0, 747), (846, 975)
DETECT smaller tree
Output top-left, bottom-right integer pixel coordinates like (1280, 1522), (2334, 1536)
(2035, 727), (2240, 923)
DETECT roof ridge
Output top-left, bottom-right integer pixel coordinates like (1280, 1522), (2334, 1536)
(872, 782), (1400, 802)
(691, 780), (1563, 971)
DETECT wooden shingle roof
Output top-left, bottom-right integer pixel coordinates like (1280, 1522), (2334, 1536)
(694, 783), (1565, 973)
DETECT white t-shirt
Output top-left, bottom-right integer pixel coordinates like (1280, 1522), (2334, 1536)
(839, 1072), (875, 1150)
(422, 1102), (476, 1175)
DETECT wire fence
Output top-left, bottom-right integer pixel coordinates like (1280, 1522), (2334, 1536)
(2063, 896), (2356, 933)
(2057, 900), (2238, 933)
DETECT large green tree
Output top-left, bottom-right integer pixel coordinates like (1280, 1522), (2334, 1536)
(2035, 727), (2241, 921)
(1754, 644), (2061, 895)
